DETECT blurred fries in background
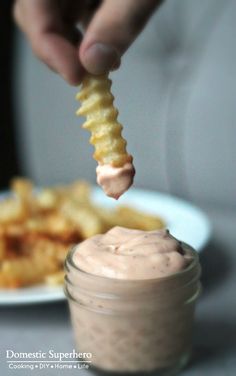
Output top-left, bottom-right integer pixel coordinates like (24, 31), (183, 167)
(0, 178), (165, 288)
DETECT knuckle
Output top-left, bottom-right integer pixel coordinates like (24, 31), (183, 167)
(13, 2), (22, 24)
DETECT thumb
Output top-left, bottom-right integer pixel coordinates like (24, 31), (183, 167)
(79, 0), (161, 75)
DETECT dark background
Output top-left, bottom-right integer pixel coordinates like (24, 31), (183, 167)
(0, 1), (21, 189)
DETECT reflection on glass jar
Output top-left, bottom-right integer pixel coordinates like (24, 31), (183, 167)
(64, 243), (201, 375)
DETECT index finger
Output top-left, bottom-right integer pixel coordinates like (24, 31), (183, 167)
(14, 0), (84, 85)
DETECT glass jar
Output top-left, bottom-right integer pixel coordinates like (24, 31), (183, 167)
(64, 242), (201, 375)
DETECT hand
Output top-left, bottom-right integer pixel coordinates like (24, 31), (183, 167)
(13, 0), (161, 85)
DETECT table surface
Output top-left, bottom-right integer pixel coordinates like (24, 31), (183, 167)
(0, 206), (236, 376)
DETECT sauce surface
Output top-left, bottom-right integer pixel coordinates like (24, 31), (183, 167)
(73, 227), (192, 279)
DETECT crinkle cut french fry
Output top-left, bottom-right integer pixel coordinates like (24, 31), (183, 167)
(68, 180), (91, 204)
(115, 206), (165, 231)
(61, 201), (105, 238)
(93, 205), (165, 231)
(11, 177), (35, 209)
(28, 238), (69, 264)
(44, 271), (65, 286)
(0, 257), (56, 287)
(0, 238), (6, 261)
(25, 213), (78, 242)
(76, 74), (133, 167)
(0, 198), (26, 224)
(35, 189), (59, 211)
(0, 239), (68, 287)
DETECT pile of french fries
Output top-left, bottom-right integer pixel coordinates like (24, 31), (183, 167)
(0, 178), (165, 288)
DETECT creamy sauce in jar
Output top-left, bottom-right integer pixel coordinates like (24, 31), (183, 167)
(73, 227), (192, 279)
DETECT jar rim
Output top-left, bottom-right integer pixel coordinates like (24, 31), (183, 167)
(65, 241), (199, 285)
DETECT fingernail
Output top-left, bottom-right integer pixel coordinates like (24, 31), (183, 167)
(83, 43), (120, 74)
(61, 65), (85, 86)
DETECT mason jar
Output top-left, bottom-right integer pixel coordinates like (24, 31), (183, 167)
(64, 242), (201, 375)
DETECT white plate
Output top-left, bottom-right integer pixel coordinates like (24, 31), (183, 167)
(0, 188), (211, 305)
